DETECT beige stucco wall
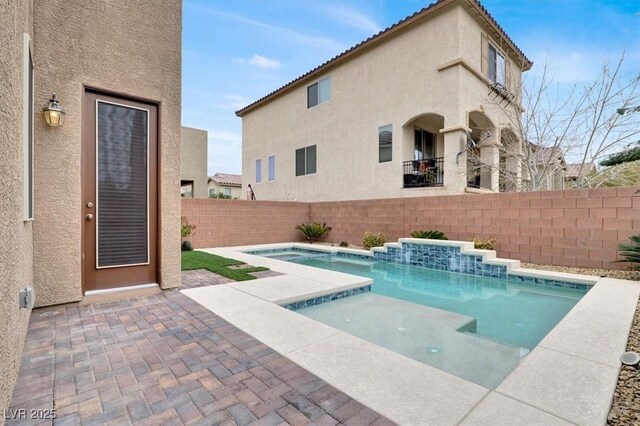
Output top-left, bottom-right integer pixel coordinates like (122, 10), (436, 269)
(32, 0), (182, 307)
(208, 181), (243, 199)
(181, 126), (209, 198)
(241, 2), (525, 201)
(0, 0), (35, 415)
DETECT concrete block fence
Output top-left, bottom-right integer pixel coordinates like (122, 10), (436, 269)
(182, 186), (640, 269)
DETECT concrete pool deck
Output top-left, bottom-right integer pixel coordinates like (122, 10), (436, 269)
(182, 241), (640, 425)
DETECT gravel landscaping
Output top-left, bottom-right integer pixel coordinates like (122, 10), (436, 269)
(521, 263), (640, 281)
(608, 297), (640, 426)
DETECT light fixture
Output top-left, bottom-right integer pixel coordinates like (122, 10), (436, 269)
(42, 93), (65, 127)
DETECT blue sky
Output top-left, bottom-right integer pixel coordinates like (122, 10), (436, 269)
(182, 0), (640, 175)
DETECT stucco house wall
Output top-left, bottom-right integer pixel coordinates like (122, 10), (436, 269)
(0, 0), (35, 414)
(240, 0), (527, 202)
(31, 0), (182, 306)
(181, 126), (209, 198)
(208, 181), (243, 199)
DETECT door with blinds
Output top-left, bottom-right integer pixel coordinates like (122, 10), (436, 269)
(82, 90), (158, 292)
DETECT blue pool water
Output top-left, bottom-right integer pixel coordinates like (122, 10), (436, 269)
(250, 249), (588, 388)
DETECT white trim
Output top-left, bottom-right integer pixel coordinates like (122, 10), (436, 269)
(23, 33), (34, 221)
(95, 99), (150, 269)
(84, 282), (158, 296)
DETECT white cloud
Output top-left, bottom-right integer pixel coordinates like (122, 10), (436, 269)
(248, 54), (282, 70)
(322, 4), (382, 34)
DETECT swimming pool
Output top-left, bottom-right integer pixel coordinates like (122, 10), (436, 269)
(249, 247), (588, 389)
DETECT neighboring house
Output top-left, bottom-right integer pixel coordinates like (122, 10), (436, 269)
(208, 173), (243, 198)
(1, 0), (181, 412)
(181, 126), (209, 198)
(564, 163), (596, 188)
(527, 146), (566, 191)
(237, 0), (532, 202)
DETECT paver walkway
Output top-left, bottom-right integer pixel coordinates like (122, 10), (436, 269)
(7, 272), (393, 425)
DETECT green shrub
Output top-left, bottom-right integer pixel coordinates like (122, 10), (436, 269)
(410, 230), (448, 240)
(181, 240), (193, 252)
(473, 237), (496, 250)
(181, 216), (196, 238)
(210, 191), (233, 199)
(295, 222), (332, 243)
(617, 234), (640, 270)
(339, 241), (349, 247)
(363, 232), (386, 250)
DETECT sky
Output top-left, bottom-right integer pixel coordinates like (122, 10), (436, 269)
(182, 0), (640, 176)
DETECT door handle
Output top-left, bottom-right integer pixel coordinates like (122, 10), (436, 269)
(85, 214), (94, 221)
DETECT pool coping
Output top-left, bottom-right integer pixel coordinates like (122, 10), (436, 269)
(182, 241), (640, 425)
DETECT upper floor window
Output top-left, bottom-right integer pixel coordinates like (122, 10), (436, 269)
(378, 125), (392, 163)
(268, 155), (275, 181)
(255, 159), (262, 183)
(295, 145), (316, 176)
(488, 44), (506, 87)
(307, 77), (331, 108)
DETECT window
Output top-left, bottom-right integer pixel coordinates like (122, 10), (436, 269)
(488, 44), (506, 86)
(255, 159), (262, 183)
(180, 181), (194, 197)
(23, 34), (34, 220)
(378, 125), (392, 163)
(268, 155), (275, 181)
(224, 187), (231, 196)
(307, 77), (331, 108)
(295, 145), (316, 176)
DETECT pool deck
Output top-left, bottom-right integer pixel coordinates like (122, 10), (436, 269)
(182, 241), (640, 425)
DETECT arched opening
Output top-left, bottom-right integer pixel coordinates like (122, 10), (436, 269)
(402, 113), (445, 188)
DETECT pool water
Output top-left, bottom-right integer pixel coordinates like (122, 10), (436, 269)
(257, 252), (587, 389)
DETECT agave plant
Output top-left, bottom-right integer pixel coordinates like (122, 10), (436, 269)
(295, 222), (332, 243)
(617, 235), (640, 270)
(410, 230), (448, 240)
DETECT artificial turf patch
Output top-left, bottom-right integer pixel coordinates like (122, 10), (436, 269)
(181, 250), (269, 281)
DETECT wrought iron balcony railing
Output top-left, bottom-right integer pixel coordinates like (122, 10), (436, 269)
(403, 158), (444, 188)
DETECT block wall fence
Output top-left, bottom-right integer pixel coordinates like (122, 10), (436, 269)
(181, 186), (640, 269)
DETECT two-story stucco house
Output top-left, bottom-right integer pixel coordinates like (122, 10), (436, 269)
(237, 0), (532, 202)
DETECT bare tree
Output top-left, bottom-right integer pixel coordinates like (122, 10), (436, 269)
(469, 52), (640, 191)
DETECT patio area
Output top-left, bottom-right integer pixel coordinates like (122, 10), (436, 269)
(6, 271), (391, 426)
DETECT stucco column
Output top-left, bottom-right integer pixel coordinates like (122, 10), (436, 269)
(441, 128), (468, 193)
(478, 131), (501, 192)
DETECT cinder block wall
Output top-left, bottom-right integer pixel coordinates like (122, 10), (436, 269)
(181, 199), (310, 248)
(310, 187), (639, 269)
(181, 187), (639, 269)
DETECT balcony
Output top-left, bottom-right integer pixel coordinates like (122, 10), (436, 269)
(403, 158), (444, 188)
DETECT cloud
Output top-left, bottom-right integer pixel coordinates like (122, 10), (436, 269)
(321, 4), (382, 34)
(214, 94), (250, 110)
(248, 54), (282, 69)
(185, 3), (345, 52)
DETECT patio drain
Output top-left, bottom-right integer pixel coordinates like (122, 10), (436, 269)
(620, 351), (640, 366)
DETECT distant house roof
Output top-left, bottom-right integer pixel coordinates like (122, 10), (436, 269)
(235, 0), (532, 117)
(209, 173), (242, 187)
(531, 146), (565, 165)
(564, 163), (596, 180)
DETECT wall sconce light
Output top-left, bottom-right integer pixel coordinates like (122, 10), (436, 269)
(42, 93), (65, 127)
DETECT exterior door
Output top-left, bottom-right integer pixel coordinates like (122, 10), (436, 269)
(82, 90), (158, 292)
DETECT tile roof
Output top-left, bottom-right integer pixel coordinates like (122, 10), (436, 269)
(531, 146), (565, 164)
(564, 163), (595, 179)
(209, 172), (242, 187)
(235, 0), (532, 117)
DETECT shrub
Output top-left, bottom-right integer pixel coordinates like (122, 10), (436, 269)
(210, 191), (233, 199)
(181, 240), (193, 252)
(363, 232), (386, 250)
(181, 216), (196, 238)
(473, 237), (496, 250)
(339, 241), (349, 247)
(410, 230), (448, 240)
(295, 222), (332, 243)
(617, 234), (640, 270)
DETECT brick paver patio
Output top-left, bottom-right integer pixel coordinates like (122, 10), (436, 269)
(7, 272), (392, 425)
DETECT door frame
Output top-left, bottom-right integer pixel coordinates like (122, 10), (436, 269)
(81, 85), (163, 294)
